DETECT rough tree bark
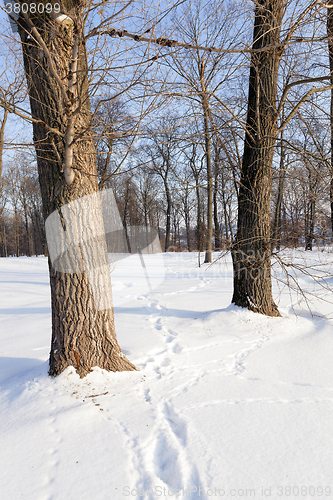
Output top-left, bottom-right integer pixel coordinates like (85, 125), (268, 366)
(231, 0), (285, 317)
(18, 1), (136, 376)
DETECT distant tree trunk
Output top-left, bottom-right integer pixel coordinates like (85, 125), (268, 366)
(183, 182), (191, 251)
(220, 167), (230, 245)
(14, 207), (20, 257)
(272, 136), (286, 251)
(3, 223), (7, 258)
(194, 174), (203, 254)
(213, 184), (220, 250)
(22, 197), (31, 257)
(231, 0), (284, 317)
(31, 209), (43, 256)
(327, 2), (333, 236)
(0, 109), (8, 186)
(0, 218), (7, 257)
(18, 2), (135, 376)
(305, 172), (315, 251)
(122, 178), (132, 252)
(185, 215), (191, 251)
(164, 178), (172, 251)
(305, 198), (315, 251)
(199, 60), (213, 263)
(213, 147), (221, 250)
(202, 101), (213, 262)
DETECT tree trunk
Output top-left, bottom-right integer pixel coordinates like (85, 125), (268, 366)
(194, 174), (202, 253)
(184, 182), (191, 252)
(23, 200), (31, 257)
(231, 0), (285, 317)
(213, 148), (222, 250)
(271, 136), (286, 251)
(305, 198), (315, 251)
(3, 223), (7, 258)
(164, 178), (172, 252)
(202, 96), (213, 263)
(305, 173), (315, 251)
(14, 207), (20, 257)
(123, 178), (132, 253)
(19, 3), (136, 376)
(220, 168), (230, 245)
(327, 2), (333, 236)
(185, 213), (191, 251)
(0, 109), (8, 185)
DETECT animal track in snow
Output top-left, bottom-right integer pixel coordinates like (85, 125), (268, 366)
(153, 432), (182, 489)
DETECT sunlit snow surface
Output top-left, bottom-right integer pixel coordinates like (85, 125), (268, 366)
(1, 251), (333, 500)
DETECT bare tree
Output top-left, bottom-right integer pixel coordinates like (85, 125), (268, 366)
(3, 1), (141, 376)
(143, 118), (180, 252)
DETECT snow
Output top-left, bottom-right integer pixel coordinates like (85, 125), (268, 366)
(1, 251), (333, 500)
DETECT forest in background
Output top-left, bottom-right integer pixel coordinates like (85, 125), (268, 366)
(0, 0), (332, 260)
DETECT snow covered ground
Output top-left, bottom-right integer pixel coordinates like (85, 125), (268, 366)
(1, 250), (333, 500)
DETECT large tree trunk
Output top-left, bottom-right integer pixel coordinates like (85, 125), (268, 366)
(19, 3), (136, 376)
(231, 0), (285, 317)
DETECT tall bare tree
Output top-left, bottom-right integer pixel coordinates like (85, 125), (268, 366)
(12, 1), (137, 376)
(231, 0), (285, 317)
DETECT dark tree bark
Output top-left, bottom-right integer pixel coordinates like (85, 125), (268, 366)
(304, 171), (316, 251)
(0, 221), (7, 257)
(305, 198), (315, 251)
(231, 0), (285, 317)
(18, 2), (136, 376)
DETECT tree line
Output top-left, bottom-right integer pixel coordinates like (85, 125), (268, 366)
(1, 105), (331, 259)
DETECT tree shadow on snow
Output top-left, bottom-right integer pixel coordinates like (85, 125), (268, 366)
(0, 357), (49, 401)
(0, 307), (51, 315)
(114, 306), (224, 319)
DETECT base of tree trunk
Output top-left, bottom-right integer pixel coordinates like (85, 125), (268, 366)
(48, 267), (137, 378)
(231, 251), (281, 318)
(231, 294), (281, 317)
(204, 250), (212, 263)
(49, 322), (137, 378)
